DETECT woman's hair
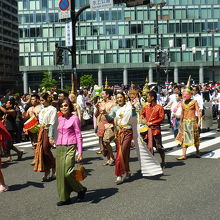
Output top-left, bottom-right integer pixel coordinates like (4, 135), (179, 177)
(58, 98), (74, 113)
(116, 91), (126, 104)
(41, 92), (52, 102)
(104, 89), (113, 97)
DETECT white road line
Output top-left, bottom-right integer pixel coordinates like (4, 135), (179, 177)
(82, 130), (95, 135)
(82, 133), (96, 138)
(83, 140), (99, 147)
(14, 142), (31, 147)
(201, 149), (220, 159)
(163, 132), (216, 149)
(167, 135), (220, 156)
(83, 136), (98, 142)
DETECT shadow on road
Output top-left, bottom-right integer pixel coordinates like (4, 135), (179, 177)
(9, 181), (44, 191)
(165, 161), (185, 168)
(77, 187), (118, 204)
(83, 156), (103, 165)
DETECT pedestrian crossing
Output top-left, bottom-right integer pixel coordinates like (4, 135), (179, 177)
(15, 125), (220, 159)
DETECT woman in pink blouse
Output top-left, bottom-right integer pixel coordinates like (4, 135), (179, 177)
(55, 98), (87, 206)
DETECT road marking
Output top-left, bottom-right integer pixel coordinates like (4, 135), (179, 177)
(201, 149), (220, 159)
(82, 133), (97, 138)
(167, 135), (220, 156)
(83, 136), (99, 142)
(163, 132), (216, 149)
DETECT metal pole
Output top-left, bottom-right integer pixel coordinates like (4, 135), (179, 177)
(70, 2), (90, 94)
(155, 5), (160, 84)
(212, 32), (215, 81)
(71, 0), (77, 94)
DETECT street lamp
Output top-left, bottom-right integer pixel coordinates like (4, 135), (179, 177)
(149, 1), (166, 84)
(208, 29), (219, 82)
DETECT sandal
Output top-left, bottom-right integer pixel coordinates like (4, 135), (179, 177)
(176, 155), (187, 160)
(108, 159), (115, 166)
(103, 161), (109, 166)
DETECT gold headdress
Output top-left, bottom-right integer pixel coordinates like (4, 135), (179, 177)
(142, 77), (150, 93)
(185, 75), (191, 93)
(104, 77), (109, 89)
(69, 81), (76, 100)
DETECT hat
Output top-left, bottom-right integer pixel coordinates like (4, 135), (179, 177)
(184, 75), (192, 93)
(142, 77), (150, 93)
(104, 77), (109, 89)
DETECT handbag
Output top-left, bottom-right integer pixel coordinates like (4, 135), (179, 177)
(75, 164), (87, 182)
(83, 110), (91, 120)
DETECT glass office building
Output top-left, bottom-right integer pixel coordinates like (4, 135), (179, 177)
(0, 0), (19, 93)
(18, 0), (220, 89)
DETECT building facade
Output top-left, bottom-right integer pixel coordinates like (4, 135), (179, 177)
(18, 0), (220, 90)
(0, 0), (19, 93)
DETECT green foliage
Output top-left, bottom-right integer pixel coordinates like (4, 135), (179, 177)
(80, 74), (95, 88)
(39, 72), (57, 91)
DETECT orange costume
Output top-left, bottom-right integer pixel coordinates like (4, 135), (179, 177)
(141, 103), (165, 154)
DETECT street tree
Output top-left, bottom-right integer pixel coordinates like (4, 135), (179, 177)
(80, 74), (95, 88)
(39, 71), (57, 91)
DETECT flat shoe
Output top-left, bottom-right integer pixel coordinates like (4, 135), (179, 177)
(42, 176), (50, 182)
(57, 198), (72, 206)
(176, 156), (187, 160)
(77, 187), (87, 201)
(103, 161), (109, 166)
(96, 150), (102, 154)
(17, 151), (23, 161)
(49, 175), (56, 181)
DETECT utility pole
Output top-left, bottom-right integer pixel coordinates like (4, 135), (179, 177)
(208, 29), (218, 82)
(70, 1), (90, 94)
(149, 1), (166, 84)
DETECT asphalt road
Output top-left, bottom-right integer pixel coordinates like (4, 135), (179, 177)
(1, 124), (220, 220)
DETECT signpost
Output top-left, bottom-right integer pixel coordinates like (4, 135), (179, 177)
(58, 0), (71, 19)
(90, 0), (113, 10)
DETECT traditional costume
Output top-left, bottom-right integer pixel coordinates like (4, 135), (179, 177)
(141, 103), (165, 155)
(56, 114), (85, 202)
(106, 102), (135, 177)
(34, 105), (57, 173)
(175, 76), (201, 159)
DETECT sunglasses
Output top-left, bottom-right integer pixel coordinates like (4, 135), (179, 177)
(60, 104), (69, 108)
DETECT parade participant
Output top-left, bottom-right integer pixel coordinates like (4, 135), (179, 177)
(210, 88), (220, 119)
(192, 86), (203, 114)
(96, 89), (116, 166)
(34, 93), (57, 182)
(141, 91), (165, 168)
(164, 86), (180, 127)
(218, 98), (220, 132)
(176, 77), (201, 160)
(171, 93), (182, 138)
(69, 93), (81, 121)
(23, 94), (41, 165)
(141, 78), (150, 108)
(0, 121), (12, 192)
(105, 92), (136, 184)
(58, 91), (69, 101)
(56, 98), (87, 206)
(0, 99), (23, 162)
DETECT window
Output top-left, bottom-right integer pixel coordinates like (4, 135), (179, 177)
(130, 24), (142, 34)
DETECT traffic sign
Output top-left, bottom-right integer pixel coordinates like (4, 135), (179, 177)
(59, 0), (70, 11)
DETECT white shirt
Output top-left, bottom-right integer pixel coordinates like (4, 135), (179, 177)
(168, 93), (177, 105)
(211, 93), (220, 105)
(193, 94), (203, 110)
(77, 95), (86, 110)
